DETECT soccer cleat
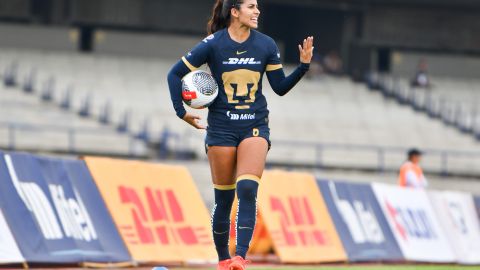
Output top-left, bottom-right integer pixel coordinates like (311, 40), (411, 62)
(228, 256), (250, 270)
(217, 259), (231, 270)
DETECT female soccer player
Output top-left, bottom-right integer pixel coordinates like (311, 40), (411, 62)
(167, 0), (313, 269)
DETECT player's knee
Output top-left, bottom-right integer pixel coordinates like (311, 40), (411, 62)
(236, 180), (259, 201)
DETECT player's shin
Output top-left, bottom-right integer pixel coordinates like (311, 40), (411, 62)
(212, 184), (236, 261)
(235, 176), (259, 259)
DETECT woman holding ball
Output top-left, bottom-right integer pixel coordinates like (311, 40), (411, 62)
(167, 0), (314, 269)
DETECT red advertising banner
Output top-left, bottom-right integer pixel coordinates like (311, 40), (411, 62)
(257, 171), (347, 263)
(83, 157), (216, 263)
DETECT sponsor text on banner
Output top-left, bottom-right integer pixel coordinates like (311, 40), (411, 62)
(257, 171), (347, 263)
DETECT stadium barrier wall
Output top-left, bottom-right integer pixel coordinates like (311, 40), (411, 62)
(227, 171), (480, 265)
(0, 23), (76, 51)
(255, 170), (347, 263)
(1, 151), (479, 265)
(317, 180), (404, 262)
(83, 156), (217, 264)
(371, 183), (456, 263)
(0, 209), (24, 264)
(94, 29), (200, 60)
(0, 151), (131, 264)
(428, 191), (480, 264)
(475, 196), (480, 222)
(391, 50), (480, 79)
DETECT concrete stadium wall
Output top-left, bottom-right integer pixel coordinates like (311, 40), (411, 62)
(2, 20), (479, 78)
(0, 0), (30, 19)
(94, 29), (201, 60)
(391, 50), (480, 79)
(364, 6), (480, 52)
(71, 0), (212, 35)
(0, 23), (76, 51)
(0, 23), (203, 59)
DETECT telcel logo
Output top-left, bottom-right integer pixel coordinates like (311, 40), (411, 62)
(329, 182), (385, 244)
(5, 155), (98, 242)
(227, 111), (256, 120)
(223, 58), (261, 65)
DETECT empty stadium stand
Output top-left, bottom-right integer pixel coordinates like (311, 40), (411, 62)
(1, 46), (480, 177)
(367, 72), (480, 138)
(0, 51), (148, 156)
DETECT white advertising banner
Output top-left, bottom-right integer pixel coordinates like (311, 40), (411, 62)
(0, 209), (24, 264)
(372, 183), (456, 262)
(429, 191), (480, 264)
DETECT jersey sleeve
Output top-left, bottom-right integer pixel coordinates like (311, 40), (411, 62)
(167, 36), (212, 119)
(265, 36), (309, 96)
(265, 39), (283, 72)
(181, 36), (212, 71)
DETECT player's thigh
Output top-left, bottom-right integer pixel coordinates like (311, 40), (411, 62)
(207, 146), (237, 185)
(236, 137), (269, 178)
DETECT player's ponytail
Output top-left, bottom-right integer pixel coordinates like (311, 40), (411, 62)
(207, 0), (242, 35)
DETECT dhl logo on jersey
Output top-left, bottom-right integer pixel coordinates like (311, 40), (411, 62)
(223, 58), (261, 65)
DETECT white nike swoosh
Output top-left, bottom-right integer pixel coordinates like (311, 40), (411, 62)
(213, 230), (228, 234)
(238, 226), (253, 230)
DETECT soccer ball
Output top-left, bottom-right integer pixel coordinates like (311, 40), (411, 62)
(181, 70), (218, 109)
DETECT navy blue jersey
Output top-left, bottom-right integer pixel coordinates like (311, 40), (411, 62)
(181, 29), (283, 130)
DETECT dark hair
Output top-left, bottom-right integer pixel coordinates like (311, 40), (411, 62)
(408, 148), (423, 160)
(207, 0), (243, 35)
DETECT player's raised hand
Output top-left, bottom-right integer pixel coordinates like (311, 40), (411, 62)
(298, 36), (314, 64)
(183, 113), (206, 129)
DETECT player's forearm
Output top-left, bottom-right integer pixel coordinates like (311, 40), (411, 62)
(266, 63), (310, 96)
(167, 60), (191, 119)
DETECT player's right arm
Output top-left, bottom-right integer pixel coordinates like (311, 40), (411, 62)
(167, 38), (211, 129)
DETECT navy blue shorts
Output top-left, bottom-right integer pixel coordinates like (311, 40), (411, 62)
(205, 124), (271, 152)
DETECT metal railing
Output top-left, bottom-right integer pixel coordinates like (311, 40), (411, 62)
(2, 121), (480, 177)
(0, 122), (145, 157)
(3, 65), (480, 177)
(268, 139), (480, 177)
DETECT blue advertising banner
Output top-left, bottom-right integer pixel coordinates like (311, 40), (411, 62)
(0, 152), (131, 263)
(317, 180), (403, 262)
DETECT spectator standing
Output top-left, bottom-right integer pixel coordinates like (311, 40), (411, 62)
(411, 58), (431, 88)
(398, 148), (428, 188)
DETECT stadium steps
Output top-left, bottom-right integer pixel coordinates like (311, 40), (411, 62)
(264, 73), (480, 176)
(366, 73), (480, 139)
(2, 47), (480, 177)
(0, 70), (148, 157)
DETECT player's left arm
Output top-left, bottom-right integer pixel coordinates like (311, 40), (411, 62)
(266, 36), (314, 96)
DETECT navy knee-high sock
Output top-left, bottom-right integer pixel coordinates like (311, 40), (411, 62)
(235, 176), (259, 259)
(212, 184), (236, 261)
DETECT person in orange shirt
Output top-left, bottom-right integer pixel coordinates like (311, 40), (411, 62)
(398, 149), (428, 188)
